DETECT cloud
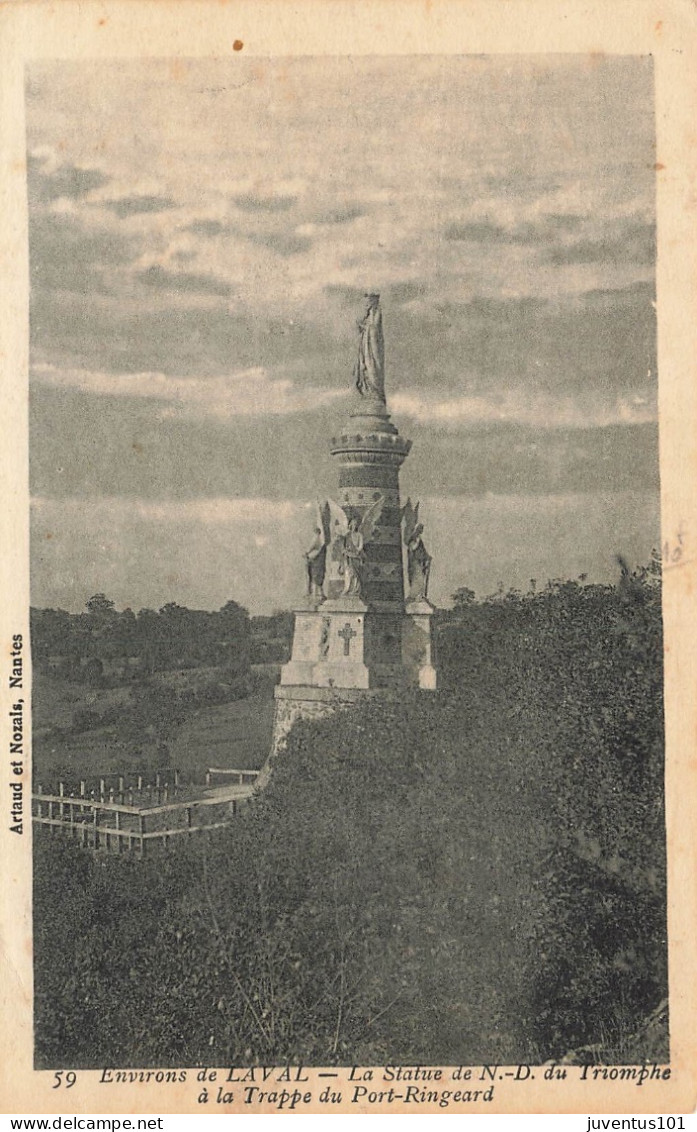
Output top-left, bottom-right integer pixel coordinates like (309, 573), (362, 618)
(443, 215), (656, 276)
(183, 198), (366, 246)
(445, 219), (526, 244)
(402, 421), (659, 497)
(102, 194), (178, 217)
(31, 362), (344, 419)
(313, 204), (366, 225)
(547, 221), (656, 267)
(30, 489), (660, 614)
(30, 494), (309, 614)
(388, 282), (427, 303)
(28, 152), (109, 205)
(135, 264), (233, 297)
(181, 214), (313, 257)
(32, 494), (299, 524)
(324, 280), (428, 307)
(30, 286), (343, 379)
(391, 389), (656, 429)
(29, 212), (139, 294)
(324, 283), (366, 305)
(29, 379), (341, 503)
(245, 230), (313, 257)
(233, 192), (297, 213)
(384, 283), (657, 404)
(443, 215), (587, 246)
(30, 368), (659, 506)
(418, 490), (660, 603)
(24, 56), (659, 612)
(185, 218), (227, 238)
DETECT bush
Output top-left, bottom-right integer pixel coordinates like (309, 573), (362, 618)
(33, 568), (666, 1067)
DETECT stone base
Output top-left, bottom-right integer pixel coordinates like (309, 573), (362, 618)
(264, 684), (406, 774)
(280, 597), (438, 693)
(280, 601), (371, 690)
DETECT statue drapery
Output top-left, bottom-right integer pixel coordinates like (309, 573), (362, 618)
(401, 498), (433, 601)
(353, 293), (385, 401)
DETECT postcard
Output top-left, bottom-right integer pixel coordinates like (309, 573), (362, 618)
(1, 0), (696, 1116)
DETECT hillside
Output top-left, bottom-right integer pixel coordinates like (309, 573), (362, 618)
(33, 566), (667, 1068)
(32, 665), (278, 785)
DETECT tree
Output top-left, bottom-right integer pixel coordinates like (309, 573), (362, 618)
(451, 586), (476, 609)
(86, 593), (116, 616)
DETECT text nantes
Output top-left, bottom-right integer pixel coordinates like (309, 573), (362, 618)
(9, 633), (24, 835)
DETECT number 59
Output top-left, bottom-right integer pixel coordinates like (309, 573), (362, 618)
(52, 1071), (77, 1089)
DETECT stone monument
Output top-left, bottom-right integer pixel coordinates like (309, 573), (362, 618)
(271, 294), (438, 753)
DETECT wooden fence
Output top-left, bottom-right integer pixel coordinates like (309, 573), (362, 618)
(206, 767), (260, 786)
(32, 769), (260, 855)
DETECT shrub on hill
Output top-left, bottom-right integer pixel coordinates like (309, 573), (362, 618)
(33, 566), (666, 1067)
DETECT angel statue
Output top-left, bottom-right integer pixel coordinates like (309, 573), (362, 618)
(324, 496), (385, 598)
(353, 293), (385, 402)
(402, 498), (432, 602)
(304, 502), (329, 599)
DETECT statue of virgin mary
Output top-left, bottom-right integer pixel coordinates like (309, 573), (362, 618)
(353, 293), (385, 401)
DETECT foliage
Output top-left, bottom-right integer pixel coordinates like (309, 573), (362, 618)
(33, 564), (666, 1067)
(249, 611), (294, 664)
(30, 597), (251, 681)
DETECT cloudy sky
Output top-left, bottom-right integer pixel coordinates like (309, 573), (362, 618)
(27, 54), (658, 613)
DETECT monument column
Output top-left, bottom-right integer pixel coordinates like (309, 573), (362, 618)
(269, 294), (438, 759)
(328, 397), (411, 608)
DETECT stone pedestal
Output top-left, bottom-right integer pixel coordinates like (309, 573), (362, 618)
(263, 681), (419, 782)
(280, 597), (371, 690)
(279, 596), (429, 693)
(269, 684), (384, 762)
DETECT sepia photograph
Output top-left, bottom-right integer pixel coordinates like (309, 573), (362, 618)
(23, 49), (671, 1076)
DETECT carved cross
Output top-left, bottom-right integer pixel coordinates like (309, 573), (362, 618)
(338, 622), (357, 656)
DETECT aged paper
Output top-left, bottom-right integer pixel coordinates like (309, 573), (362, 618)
(1, 0), (696, 1116)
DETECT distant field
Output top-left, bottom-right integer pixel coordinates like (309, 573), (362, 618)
(32, 671), (132, 734)
(32, 665), (278, 782)
(168, 697), (275, 774)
